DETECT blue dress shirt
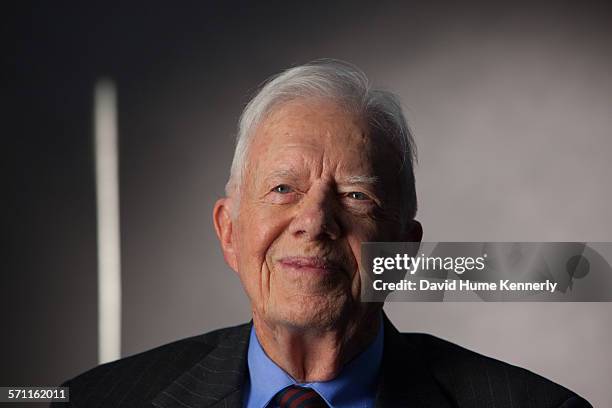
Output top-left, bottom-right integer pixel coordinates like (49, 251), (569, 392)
(243, 317), (384, 408)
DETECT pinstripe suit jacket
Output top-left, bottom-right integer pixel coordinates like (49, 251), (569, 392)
(54, 315), (591, 407)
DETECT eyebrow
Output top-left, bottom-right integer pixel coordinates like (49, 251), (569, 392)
(264, 170), (380, 186)
(264, 169), (300, 180)
(341, 175), (380, 185)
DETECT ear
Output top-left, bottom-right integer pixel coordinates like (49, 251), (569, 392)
(213, 198), (239, 272)
(401, 219), (423, 243)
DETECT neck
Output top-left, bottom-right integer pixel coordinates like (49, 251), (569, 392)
(252, 308), (382, 382)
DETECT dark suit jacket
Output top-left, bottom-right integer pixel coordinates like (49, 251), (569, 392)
(54, 316), (591, 407)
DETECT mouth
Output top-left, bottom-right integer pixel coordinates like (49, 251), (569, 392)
(278, 256), (346, 275)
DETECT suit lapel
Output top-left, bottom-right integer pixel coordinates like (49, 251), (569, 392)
(151, 316), (454, 408)
(152, 323), (251, 408)
(375, 314), (454, 408)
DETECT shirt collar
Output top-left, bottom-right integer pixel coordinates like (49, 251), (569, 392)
(245, 315), (384, 408)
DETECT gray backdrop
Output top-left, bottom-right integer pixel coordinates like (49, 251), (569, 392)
(4, 1), (611, 406)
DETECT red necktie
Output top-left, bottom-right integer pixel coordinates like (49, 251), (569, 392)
(273, 385), (328, 408)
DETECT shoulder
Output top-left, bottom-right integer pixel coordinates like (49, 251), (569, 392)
(402, 332), (592, 407)
(54, 323), (249, 408)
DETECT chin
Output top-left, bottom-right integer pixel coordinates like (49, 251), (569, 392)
(270, 294), (353, 330)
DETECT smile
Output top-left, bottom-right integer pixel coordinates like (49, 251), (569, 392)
(278, 256), (345, 275)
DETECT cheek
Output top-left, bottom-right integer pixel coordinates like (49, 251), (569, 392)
(343, 218), (390, 296)
(345, 234), (373, 305)
(341, 213), (380, 244)
(235, 206), (291, 280)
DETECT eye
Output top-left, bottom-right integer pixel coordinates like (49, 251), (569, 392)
(272, 184), (293, 194)
(347, 191), (370, 200)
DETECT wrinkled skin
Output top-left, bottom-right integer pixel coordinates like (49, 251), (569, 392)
(213, 98), (422, 381)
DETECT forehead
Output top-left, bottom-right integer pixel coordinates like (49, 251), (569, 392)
(246, 99), (397, 178)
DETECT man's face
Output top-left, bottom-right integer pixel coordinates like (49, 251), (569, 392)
(217, 99), (411, 329)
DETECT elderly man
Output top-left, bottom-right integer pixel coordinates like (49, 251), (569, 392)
(57, 60), (590, 407)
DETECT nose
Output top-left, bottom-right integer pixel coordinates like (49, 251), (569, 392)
(289, 185), (341, 241)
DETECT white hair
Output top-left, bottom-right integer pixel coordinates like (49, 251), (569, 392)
(225, 59), (418, 222)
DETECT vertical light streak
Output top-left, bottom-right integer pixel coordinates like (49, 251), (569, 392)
(94, 79), (121, 364)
